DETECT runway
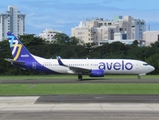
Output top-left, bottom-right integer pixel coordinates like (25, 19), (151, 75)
(0, 78), (159, 84)
(1, 111), (159, 120)
(35, 95), (159, 103)
(0, 96), (159, 120)
(0, 78), (159, 120)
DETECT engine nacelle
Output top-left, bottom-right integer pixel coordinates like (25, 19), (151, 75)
(89, 69), (105, 77)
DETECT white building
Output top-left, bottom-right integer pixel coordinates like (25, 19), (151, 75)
(98, 32), (146, 46)
(39, 29), (61, 42)
(0, 6), (25, 41)
(143, 31), (159, 46)
(72, 16), (146, 44)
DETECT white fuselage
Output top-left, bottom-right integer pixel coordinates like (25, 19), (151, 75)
(34, 56), (155, 75)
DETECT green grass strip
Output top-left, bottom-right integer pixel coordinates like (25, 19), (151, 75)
(0, 83), (159, 95)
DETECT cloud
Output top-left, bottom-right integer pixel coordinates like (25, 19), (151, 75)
(1, 0), (159, 36)
(17, 0), (124, 12)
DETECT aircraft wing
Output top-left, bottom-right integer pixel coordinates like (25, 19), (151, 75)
(69, 66), (90, 73)
(56, 56), (91, 73)
(4, 58), (25, 65)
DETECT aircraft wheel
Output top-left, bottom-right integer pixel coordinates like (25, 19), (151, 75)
(78, 75), (82, 80)
(138, 75), (141, 79)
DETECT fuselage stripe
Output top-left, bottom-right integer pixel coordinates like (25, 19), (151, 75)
(12, 44), (22, 61)
(8, 36), (14, 47)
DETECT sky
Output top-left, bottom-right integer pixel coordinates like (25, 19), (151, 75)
(0, 0), (159, 36)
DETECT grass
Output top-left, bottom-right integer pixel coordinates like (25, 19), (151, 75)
(0, 83), (159, 95)
(0, 75), (158, 95)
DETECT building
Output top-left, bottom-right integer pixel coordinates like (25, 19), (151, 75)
(0, 6), (25, 41)
(98, 32), (146, 46)
(71, 16), (146, 44)
(143, 31), (159, 46)
(39, 29), (61, 42)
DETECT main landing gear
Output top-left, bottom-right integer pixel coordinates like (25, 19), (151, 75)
(137, 73), (146, 79)
(78, 74), (83, 80)
(138, 75), (141, 79)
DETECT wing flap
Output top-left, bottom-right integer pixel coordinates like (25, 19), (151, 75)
(69, 66), (90, 73)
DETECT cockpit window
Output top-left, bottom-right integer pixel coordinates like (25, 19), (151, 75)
(143, 63), (148, 66)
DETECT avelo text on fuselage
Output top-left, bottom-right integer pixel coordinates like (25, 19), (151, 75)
(98, 60), (133, 71)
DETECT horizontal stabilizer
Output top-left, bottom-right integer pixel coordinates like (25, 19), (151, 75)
(4, 58), (25, 65)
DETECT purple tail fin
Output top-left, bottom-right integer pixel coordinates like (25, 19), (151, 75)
(7, 32), (34, 61)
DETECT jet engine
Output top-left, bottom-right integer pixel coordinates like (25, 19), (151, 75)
(89, 69), (105, 77)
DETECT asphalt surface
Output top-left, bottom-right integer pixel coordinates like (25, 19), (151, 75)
(1, 111), (159, 120)
(1, 96), (159, 120)
(35, 95), (159, 103)
(0, 78), (159, 84)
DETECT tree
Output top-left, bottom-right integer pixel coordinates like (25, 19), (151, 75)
(52, 33), (70, 45)
(131, 40), (139, 47)
(19, 34), (45, 46)
(146, 54), (159, 74)
(69, 36), (82, 45)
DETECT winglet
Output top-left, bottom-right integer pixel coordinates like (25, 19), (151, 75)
(56, 56), (67, 67)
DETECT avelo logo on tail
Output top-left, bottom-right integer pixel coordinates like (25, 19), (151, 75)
(8, 35), (22, 61)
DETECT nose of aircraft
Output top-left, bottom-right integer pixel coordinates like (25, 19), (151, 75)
(149, 66), (155, 72)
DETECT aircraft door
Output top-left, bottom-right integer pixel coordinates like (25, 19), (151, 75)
(136, 63), (139, 70)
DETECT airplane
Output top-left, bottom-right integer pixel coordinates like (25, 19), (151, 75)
(5, 32), (155, 80)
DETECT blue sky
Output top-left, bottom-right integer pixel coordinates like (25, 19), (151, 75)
(0, 0), (159, 36)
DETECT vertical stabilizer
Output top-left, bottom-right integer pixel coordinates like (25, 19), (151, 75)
(7, 32), (34, 61)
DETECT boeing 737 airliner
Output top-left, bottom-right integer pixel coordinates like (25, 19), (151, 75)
(5, 32), (155, 80)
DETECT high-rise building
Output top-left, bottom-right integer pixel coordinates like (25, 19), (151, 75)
(71, 16), (146, 44)
(0, 6), (25, 41)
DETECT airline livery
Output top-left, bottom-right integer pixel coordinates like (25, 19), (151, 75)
(5, 32), (155, 80)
